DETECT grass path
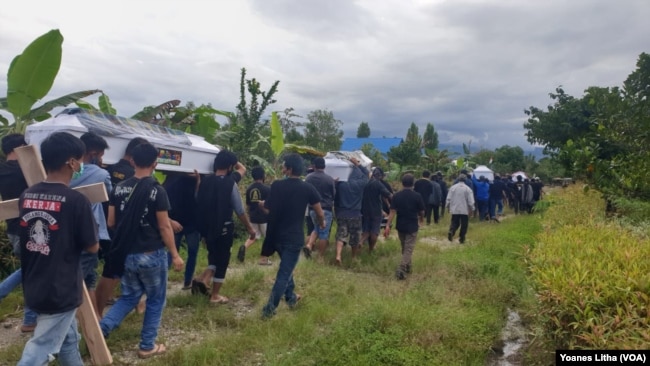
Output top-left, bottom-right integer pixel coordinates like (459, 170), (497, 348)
(0, 208), (544, 365)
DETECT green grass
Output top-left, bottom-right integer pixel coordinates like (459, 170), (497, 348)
(0, 208), (544, 365)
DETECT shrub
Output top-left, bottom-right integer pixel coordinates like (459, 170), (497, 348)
(528, 185), (650, 349)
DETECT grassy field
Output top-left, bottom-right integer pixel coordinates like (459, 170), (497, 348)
(0, 204), (545, 365)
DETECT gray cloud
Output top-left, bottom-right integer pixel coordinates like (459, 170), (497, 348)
(1, 0), (648, 152)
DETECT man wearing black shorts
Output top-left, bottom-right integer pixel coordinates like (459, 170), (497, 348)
(361, 167), (392, 253)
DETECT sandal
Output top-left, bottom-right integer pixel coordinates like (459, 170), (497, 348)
(258, 259), (272, 266)
(288, 293), (302, 309)
(210, 295), (230, 305)
(138, 343), (167, 359)
(302, 246), (312, 259)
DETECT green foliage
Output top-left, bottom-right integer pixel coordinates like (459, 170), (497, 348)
(422, 123), (439, 150)
(1, 29), (101, 135)
(230, 68), (280, 163)
(356, 121), (371, 138)
(524, 53), (650, 201)
(303, 109), (343, 152)
(528, 185), (650, 349)
(269, 111), (283, 158)
(98, 93), (116, 115)
(6, 29), (62, 119)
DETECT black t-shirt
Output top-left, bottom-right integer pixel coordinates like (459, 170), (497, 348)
(264, 178), (320, 245)
(0, 160), (29, 235)
(164, 174), (199, 231)
(19, 182), (98, 314)
(246, 181), (270, 224)
(390, 188), (425, 234)
(413, 178), (433, 203)
(110, 176), (171, 254)
(107, 159), (135, 186)
(361, 178), (392, 218)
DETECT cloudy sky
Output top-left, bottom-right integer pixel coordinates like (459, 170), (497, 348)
(1, 0), (648, 150)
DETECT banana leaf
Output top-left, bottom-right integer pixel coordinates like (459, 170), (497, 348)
(98, 93), (116, 115)
(75, 100), (98, 111)
(26, 89), (102, 121)
(7, 29), (63, 118)
(270, 111), (284, 157)
(284, 144), (325, 156)
(131, 100), (180, 122)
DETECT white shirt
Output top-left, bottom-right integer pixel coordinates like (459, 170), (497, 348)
(446, 181), (475, 215)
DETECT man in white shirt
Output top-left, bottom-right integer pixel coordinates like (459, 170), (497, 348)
(446, 174), (475, 244)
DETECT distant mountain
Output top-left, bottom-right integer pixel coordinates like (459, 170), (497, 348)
(437, 143), (547, 161)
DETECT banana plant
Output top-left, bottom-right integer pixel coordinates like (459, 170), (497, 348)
(0, 29), (101, 135)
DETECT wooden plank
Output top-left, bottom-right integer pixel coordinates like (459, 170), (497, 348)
(14, 145), (46, 186)
(1, 144), (113, 365)
(75, 183), (109, 203)
(0, 198), (19, 221)
(78, 284), (113, 365)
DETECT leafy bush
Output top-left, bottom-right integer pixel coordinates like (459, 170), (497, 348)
(528, 185), (650, 349)
(0, 222), (19, 278)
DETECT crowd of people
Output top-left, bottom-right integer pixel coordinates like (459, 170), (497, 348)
(0, 130), (544, 364)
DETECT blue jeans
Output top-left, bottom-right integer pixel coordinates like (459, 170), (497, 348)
(100, 249), (167, 351)
(167, 229), (200, 286)
(489, 197), (504, 218)
(0, 269), (38, 327)
(18, 309), (83, 366)
(262, 242), (301, 318)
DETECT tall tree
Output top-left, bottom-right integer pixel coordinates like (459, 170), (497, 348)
(303, 109), (343, 152)
(422, 123), (439, 150)
(405, 122), (420, 144)
(356, 121), (371, 138)
(278, 107), (303, 135)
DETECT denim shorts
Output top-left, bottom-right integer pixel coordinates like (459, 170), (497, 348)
(310, 210), (333, 240)
(80, 252), (99, 290)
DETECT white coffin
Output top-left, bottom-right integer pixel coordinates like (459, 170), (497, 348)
(25, 109), (220, 174)
(323, 150), (372, 181)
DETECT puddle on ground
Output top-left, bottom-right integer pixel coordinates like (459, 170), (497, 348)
(487, 308), (527, 366)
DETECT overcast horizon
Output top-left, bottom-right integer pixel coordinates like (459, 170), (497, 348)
(1, 0), (648, 151)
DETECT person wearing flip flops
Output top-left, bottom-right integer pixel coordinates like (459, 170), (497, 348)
(99, 143), (184, 360)
(303, 157), (336, 260)
(193, 151), (256, 304)
(261, 154), (325, 319)
(238, 166), (272, 265)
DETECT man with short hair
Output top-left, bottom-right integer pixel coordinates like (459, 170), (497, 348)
(304, 157), (336, 259)
(95, 136), (149, 317)
(0, 133), (38, 333)
(436, 171), (448, 218)
(428, 174), (443, 224)
(488, 175), (508, 221)
(100, 143), (184, 359)
(361, 167), (392, 253)
(17, 132), (99, 365)
(413, 170), (434, 224)
(334, 157), (368, 264)
(193, 150), (255, 304)
(239, 166), (272, 265)
(106, 137), (148, 186)
(261, 153), (325, 319)
(383, 173), (424, 280)
(446, 174), (475, 244)
(70, 132), (112, 318)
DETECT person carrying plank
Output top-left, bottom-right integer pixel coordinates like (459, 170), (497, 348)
(16, 132), (99, 366)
